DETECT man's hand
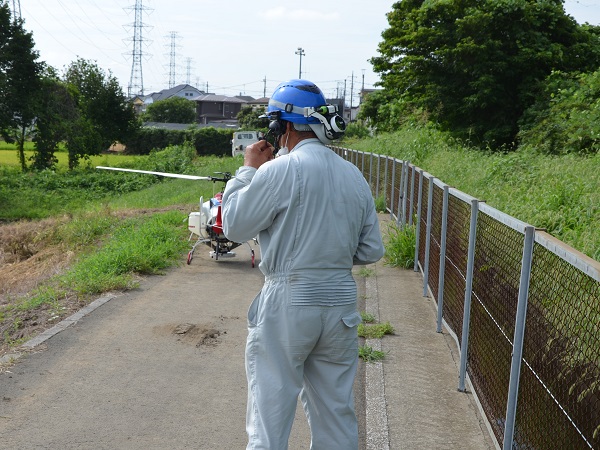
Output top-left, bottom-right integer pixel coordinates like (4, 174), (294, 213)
(244, 140), (275, 169)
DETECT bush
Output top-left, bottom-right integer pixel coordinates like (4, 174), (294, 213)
(519, 70), (600, 155)
(122, 126), (233, 156)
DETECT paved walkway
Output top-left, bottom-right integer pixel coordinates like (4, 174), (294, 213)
(0, 217), (496, 449)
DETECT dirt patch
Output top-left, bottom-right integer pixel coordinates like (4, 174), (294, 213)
(154, 323), (225, 347)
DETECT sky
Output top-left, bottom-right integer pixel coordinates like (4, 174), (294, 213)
(14, 0), (600, 105)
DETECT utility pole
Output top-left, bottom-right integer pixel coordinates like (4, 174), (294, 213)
(350, 71), (354, 122)
(295, 47), (305, 79)
(361, 69), (365, 104)
(263, 76), (267, 98)
(124, 0), (152, 98)
(343, 79), (347, 120)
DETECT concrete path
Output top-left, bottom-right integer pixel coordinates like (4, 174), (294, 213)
(0, 217), (497, 449)
(363, 252), (497, 449)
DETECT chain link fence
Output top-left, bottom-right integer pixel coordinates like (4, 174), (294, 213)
(331, 146), (600, 450)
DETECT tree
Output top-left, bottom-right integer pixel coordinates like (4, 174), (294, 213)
(236, 106), (269, 130)
(64, 58), (138, 168)
(142, 96), (196, 124)
(31, 70), (78, 171)
(0, 2), (43, 170)
(519, 69), (600, 154)
(370, 0), (600, 148)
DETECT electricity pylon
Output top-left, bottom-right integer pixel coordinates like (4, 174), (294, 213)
(124, 0), (153, 98)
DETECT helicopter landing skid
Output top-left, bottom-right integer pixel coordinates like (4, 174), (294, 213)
(210, 250), (236, 258)
(187, 238), (256, 268)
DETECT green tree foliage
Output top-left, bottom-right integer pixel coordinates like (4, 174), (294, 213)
(142, 96), (196, 124)
(122, 126), (232, 156)
(519, 69), (600, 154)
(236, 106), (269, 131)
(0, 2), (43, 171)
(370, 0), (600, 148)
(64, 58), (138, 169)
(31, 71), (78, 170)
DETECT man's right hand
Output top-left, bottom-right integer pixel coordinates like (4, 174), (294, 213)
(244, 140), (275, 169)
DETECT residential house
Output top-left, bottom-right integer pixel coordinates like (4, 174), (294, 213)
(130, 95), (146, 115)
(151, 84), (205, 102)
(194, 94), (248, 124)
(246, 97), (269, 112)
(133, 84), (206, 114)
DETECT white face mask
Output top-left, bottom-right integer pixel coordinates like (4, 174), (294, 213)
(277, 132), (290, 156)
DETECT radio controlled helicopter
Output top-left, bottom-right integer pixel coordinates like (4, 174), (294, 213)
(96, 166), (257, 267)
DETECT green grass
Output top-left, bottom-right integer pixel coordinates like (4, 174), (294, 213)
(60, 211), (189, 295)
(361, 311), (376, 323)
(0, 146), (141, 168)
(0, 146), (239, 221)
(385, 223), (416, 269)
(359, 345), (387, 362)
(351, 128), (600, 261)
(357, 267), (375, 277)
(358, 321), (395, 339)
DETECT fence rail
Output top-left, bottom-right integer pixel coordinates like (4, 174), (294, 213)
(331, 146), (600, 450)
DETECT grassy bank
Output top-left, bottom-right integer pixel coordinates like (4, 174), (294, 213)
(345, 127), (600, 261)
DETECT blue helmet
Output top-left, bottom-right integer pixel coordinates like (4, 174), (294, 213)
(267, 79), (327, 124)
(265, 79), (346, 143)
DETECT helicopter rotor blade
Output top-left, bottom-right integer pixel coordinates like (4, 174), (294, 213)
(96, 166), (213, 181)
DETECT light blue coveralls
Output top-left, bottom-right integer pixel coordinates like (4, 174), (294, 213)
(222, 138), (384, 450)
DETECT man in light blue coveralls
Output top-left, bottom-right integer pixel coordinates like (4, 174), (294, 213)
(222, 79), (384, 450)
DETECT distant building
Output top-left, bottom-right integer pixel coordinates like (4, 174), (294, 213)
(235, 95), (255, 103)
(193, 94), (248, 124)
(246, 97), (269, 112)
(133, 84), (205, 114)
(151, 84), (205, 102)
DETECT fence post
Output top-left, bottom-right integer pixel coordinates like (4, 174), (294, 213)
(414, 169), (424, 273)
(390, 159), (397, 221)
(458, 198), (479, 392)
(397, 161), (405, 226)
(436, 184), (450, 333)
(383, 156), (389, 212)
(400, 161), (408, 227)
(404, 162), (410, 225)
(375, 155), (381, 202)
(422, 176), (435, 298)
(408, 165), (415, 227)
(502, 226), (535, 450)
(361, 151), (365, 174)
(369, 152), (374, 194)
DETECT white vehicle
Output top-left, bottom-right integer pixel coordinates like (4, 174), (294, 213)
(232, 130), (260, 157)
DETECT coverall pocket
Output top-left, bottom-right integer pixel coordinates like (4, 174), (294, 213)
(342, 311), (363, 328)
(247, 292), (262, 327)
(329, 311), (362, 362)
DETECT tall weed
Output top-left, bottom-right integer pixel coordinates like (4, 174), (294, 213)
(385, 223), (416, 269)
(354, 128), (599, 260)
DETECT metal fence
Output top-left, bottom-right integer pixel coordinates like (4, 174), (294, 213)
(331, 146), (600, 450)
